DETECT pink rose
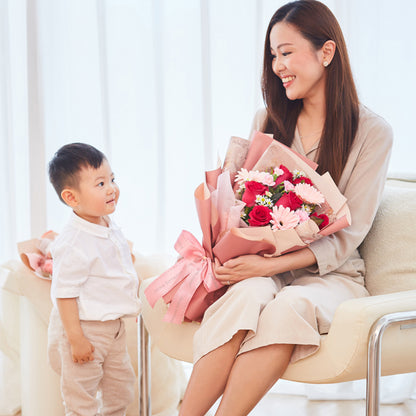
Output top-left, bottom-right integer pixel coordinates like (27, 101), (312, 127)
(277, 192), (303, 211)
(248, 205), (272, 226)
(242, 181), (269, 207)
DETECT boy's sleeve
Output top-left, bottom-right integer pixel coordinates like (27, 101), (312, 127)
(52, 243), (90, 298)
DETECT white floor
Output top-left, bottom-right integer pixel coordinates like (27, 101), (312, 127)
(245, 393), (416, 416)
(12, 396), (416, 416)
(182, 363), (416, 416)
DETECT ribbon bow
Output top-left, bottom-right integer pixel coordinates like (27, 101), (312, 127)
(144, 230), (223, 324)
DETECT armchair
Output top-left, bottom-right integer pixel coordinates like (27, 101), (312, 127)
(139, 176), (416, 416)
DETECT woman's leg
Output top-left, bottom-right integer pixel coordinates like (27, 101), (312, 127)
(215, 343), (294, 416)
(179, 330), (248, 416)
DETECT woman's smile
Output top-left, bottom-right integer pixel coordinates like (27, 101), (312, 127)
(281, 75), (296, 88)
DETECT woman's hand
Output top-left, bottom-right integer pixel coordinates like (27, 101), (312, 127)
(213, 255), (275, 285)
(213, 248), (316, 286)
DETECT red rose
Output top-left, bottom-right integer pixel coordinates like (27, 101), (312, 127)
(311, 213), (329, 229)
(275, 165), (293, 184)
(248, 205), (272, 226)
(277, 192), (303, 210)
(242, 181), (269, 207)
(293, 176), (313, 186)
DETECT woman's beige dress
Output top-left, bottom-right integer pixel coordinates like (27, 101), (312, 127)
(193, 105), (393, 364)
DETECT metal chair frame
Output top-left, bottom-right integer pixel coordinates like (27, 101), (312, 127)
(366, 311), (416, 416)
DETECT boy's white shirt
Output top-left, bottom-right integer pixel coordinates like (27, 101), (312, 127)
(50, 211), (141, 321)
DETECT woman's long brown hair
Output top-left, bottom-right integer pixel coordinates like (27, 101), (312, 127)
(261, 0), (359, 185)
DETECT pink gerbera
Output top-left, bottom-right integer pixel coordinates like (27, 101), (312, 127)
(270, 205), (300, 230)
(294, 183), (325, 205)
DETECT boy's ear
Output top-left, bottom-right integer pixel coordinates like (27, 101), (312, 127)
(61, 188), (78, 207)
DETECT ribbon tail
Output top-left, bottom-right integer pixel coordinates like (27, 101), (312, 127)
(163, 267), (204, 324)
(144, 259), (190, 307)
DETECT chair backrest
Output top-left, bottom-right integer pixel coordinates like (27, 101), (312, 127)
(359, 176), (416, 295)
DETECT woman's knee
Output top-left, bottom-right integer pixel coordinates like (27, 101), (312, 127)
(228, 277), (277, 304)
(267, 285), (315, 316)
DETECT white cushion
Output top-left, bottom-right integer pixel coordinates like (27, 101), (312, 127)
(360, 179), (416, 295)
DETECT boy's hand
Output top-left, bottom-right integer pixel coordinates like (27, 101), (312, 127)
(70, 335), (95, 364)
(56, 298), (95, 364)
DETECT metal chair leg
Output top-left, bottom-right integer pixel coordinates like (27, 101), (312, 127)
(366, 310), (416, 416)
(138, 316), (151, 416)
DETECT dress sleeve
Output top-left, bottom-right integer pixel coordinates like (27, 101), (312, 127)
(249, 108), (267, 139)
(308, 111), (394, 276)
(51, 243), (90, 298)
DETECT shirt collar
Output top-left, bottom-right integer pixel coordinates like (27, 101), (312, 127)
(294, 126), (320, 157)
(69, 211), (118, 238)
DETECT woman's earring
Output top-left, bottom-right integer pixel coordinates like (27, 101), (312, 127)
(323, 61), (329, 67)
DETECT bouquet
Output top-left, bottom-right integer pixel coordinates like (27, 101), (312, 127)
(17, 230), (58, 279)
(145, 131), (350, 324)
(237, 165), (328, 230)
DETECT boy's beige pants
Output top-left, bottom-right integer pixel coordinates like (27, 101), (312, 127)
(48, 308), (136, 416)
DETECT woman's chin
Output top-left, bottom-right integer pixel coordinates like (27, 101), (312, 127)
(285, 90), (300, 101)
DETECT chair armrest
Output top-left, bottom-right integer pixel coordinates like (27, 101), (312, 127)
(133, 252), (175, 281)
(283, 289), (416, 383)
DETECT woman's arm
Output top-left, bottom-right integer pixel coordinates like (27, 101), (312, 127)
(56, 298), (95, 364)
(214, 247), (316, 284)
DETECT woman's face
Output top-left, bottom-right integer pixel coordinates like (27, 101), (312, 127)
(269, 22), (326, 102)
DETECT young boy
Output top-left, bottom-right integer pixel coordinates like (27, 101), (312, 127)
(47, 142), (141, 416)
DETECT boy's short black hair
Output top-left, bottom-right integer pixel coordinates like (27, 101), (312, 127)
(48, 142), (106, 203)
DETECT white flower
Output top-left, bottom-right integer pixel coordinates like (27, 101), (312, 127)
(292, 169), (305, 179)
(302, 204), (313, 214)
(235, 168), (252, 184)
(255, 195), (273, 208)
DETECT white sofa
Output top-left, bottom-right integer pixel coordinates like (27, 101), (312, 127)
(0, 253), (185, 416)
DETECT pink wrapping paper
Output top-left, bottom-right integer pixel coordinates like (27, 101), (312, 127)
(17, 231), (58, 280)
(145, 131), (351, 324)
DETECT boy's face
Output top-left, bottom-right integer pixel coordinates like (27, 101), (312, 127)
(66, 159), (120, 225)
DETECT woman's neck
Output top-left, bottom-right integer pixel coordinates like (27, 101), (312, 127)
(297, 98), (326, 152)
(301, 93), (326, 124)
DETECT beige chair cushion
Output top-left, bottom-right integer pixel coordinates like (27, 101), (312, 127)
(360, 178), (416, 295)
(140, 276), (416, 382)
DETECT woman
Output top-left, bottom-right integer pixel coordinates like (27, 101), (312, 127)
(179, 1), (393, 415)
